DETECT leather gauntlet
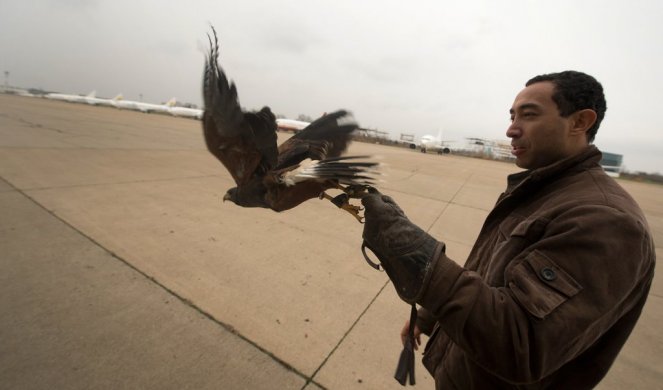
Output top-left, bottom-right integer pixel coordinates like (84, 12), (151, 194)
(361, 189), (444, 304)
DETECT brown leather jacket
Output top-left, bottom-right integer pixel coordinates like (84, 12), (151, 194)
(416, 146), (656, 389)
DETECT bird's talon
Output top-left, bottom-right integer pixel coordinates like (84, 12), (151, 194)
(319, 188), (366, 223)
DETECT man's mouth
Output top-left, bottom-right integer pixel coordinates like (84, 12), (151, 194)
(511, 146), (526, 156)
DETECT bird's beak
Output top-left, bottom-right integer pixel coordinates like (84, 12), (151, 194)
(223, 193), (231, 202)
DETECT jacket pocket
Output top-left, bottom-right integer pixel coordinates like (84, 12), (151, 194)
(422, 324), (449, 376)
(493, 216), (548, 259)
(508, 250), (583, 319)
(486, 217), (548, 285)
(510, 217), (548, 240)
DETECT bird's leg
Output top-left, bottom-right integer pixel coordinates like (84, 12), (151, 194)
(319, 191), (364, 223)
(318, 184), (372, 223)
(336, 183), (371, 198)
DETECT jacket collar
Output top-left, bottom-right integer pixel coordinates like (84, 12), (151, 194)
(505, 145), (603, 195)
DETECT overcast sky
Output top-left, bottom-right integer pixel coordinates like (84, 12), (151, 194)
(1, 0), (661, 173)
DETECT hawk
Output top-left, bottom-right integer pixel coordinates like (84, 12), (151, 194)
(202, 28), (378, 222)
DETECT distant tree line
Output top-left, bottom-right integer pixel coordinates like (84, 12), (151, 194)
(619, 171), (663, 185)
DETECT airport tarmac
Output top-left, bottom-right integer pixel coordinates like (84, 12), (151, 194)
(0, 93), (660, 389)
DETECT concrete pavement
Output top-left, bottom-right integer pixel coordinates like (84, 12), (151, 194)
(0, 94), (660, 389)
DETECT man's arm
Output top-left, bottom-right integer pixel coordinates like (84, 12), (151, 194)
(418, 204), (654, 383)
(362, 191), (654, 383)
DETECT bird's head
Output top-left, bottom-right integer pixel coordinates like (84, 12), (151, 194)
(223, 187), (239, 204)
(222, 182), (269, 208)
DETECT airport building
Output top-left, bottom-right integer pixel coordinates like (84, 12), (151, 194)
(600, 152), (623, 177)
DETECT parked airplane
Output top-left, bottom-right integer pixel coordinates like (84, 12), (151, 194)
(44, 89), (202, 119)
(419, 131), (452, 154)
(169, 105), (203, 119)
(113, 96), (176, 114)
(45, 90), (97, 104)
(138, 97), (176, 114)
(46, 90), (123, 108)
(276, 118), (310, 132)
(85, 93), (123, 107)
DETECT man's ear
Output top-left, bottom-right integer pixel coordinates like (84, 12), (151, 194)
(571, 109), (598, 136)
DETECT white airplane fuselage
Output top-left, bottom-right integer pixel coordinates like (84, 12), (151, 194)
(44, 90), (201, 119)
(169, 106), (203, 119)
(276, 118), (310, 132)
(420, 134), (451, 154)
(45, 92), (90, 104)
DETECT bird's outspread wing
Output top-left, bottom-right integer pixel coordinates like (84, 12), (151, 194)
(275, 110), (358, 170)
(260, 112), (378, 211)
(202, 27), (379, 217)
(202, 27), (278, 186)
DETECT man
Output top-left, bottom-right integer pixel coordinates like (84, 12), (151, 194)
(361, 71), (655, 388)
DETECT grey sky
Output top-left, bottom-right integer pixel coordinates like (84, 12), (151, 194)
(1, 0), (661, 173)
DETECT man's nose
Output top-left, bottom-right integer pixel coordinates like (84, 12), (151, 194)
(506, 123), (521, 138)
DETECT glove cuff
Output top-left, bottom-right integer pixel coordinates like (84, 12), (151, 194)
(378, 235), (445, 304)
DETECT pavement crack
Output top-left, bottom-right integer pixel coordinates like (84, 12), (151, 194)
(425, 172), (475, 232)
(0, 112), (68, 134)
(303, 281), (390, 390)
(2, 175), (321, 389)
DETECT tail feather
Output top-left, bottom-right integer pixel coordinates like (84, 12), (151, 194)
(294, 156), (380, 186)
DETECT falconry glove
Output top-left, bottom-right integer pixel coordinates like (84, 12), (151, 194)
(360, 188), (445, 386)
(361, 188), (445, 304)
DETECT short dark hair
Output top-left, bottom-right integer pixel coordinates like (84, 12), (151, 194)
(526, 71), (607, 143)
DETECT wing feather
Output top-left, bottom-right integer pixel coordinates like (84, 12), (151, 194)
(275, 110), (358, 169)
(202, 27), (278, 185)
(290, 110), (358, 157)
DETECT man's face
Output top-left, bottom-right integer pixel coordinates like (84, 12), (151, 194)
(507, 81), (580, 169)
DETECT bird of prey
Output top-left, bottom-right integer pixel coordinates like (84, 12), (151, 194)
(202, 28), (378, 222)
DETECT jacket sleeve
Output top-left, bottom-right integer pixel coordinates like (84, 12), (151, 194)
(417, 204), (655, 384)
(416, 306), (436, 336)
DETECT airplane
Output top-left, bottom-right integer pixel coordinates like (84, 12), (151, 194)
(168, 105), (203, 119)
(113, 96), (176, 114)
(136, 97), (176, 114)
(46, 90), (123, 108)
(276, 118), (310, 132)
(85, 93), (123, 107)
(45, 90), (97, 104)
(44, 89), (201, 119)
(419, 131), (452, 154)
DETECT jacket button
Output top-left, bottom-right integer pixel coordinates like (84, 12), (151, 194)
(541, 267), (557, 281)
